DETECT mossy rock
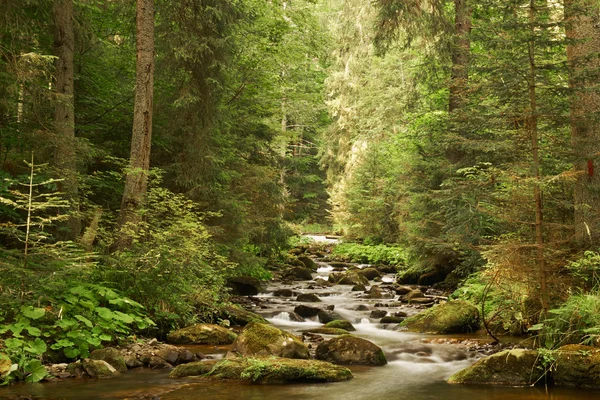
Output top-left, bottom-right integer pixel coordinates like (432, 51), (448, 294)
(448, 349), (543, 386)
(289, 267), (313, 280)
(317, 310), (344, 324)
(170, 357), (353, 384)
(398, 300), (479, 334)
(90, 347), (127, 372)
(82, 359), (121, 378)
(230, 322), (309, 359)
(298, 256), (318, 271)
(0, 355), (12, 376)
(338, 272), (369, 286)
(169, 360), (218, 378)
(357, 268), (381, 280)
(218, 305), (269, 326)
(316, 336), (387, 366)
(324, 320), (356, 331)
(554, 345), (600, 388)
(167, 324), (237, 345)
(301, 327), (350, 335)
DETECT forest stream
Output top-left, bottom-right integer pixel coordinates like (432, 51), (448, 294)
(4, 239), (600, 400)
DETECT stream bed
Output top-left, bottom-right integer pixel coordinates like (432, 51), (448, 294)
(3, 255), (600, 400)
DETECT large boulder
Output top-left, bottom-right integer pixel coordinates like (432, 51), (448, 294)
(167, 324), (237, 345)
(82, 359), (121, 378)
(324, 320), (356, 332)
(230, 322), (309, 359)
(554, 345), (600, 388)
(364, 285), (384, 299)
(316, 336), (387, 366)
(398, 300), (479, 334)
(294, 304), (322, 318)
(217, 305), (268, 326)
(170, 357), (353, 383)
(89, 347), (127, 372)
(297, 293), (322, 302)
(289, 267), (313, 281)
(357, 268), (381, 281)
(448, 349), (543, 386)
(273, 288), (294, 297)
(298, 256), (318, 271)
(227, 276), (262, 296)
(336, 272), (369, 286)
(317, 310), (344, 324)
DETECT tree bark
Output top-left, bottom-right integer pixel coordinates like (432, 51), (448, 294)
(53, 0), (80, 239)
(115, 0), (155, 250)
(448, 0), (471, 113)
(528, 0), (549, 314)
(565, 0), (600, 246)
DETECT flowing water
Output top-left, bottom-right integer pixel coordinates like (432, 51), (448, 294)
(3, 256), (600, 400)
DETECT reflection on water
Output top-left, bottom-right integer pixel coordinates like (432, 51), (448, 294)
(3, 256), (600, 400)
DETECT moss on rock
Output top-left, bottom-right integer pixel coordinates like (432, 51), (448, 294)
(324, 320), (356, 331)
(301, 327), (350, 335)
(170, 357), (353, 383)
(398, 300), (479, 334)
(447, 349), (544, 386)
(169, 360), (218, 378)
(316, 336), (387, 366)
(218, 305), (269, 326)
(230, 322), (309, 359)
(554, 345), (600, 388)
(90, 347), (127, 372)
(167, 323), (237, 345)
(82, 359), (121, 378)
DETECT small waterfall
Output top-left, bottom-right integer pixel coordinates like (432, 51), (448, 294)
(272, 311), (291, 321)
(360, 318), (371, 324)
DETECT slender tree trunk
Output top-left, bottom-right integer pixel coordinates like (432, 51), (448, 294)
(528, 0), (549, 314)
(115, 0), (155, 250)
(448, 0), (471, 113)
(53, 0), (80, 239)
(565, 0), (600, 246)
(446, 0), (472, 164)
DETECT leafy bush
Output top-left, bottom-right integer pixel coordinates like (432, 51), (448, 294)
(99, 185), (234, 332)
(0, 284), (153, 384)
(331, 243), (408, 265)
(565, 250), (600, 290)
(530, 292), (600, 349)
(452, 271), (531, 336)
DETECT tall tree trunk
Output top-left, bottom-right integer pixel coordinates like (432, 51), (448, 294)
(448, 0), (471, 113)
(446, 0), (471, 164)
(53, 0), (80, 239)
(528, 0), (549, 314)
(565, 0), (600, 246)
(115, 0), (155, 250)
